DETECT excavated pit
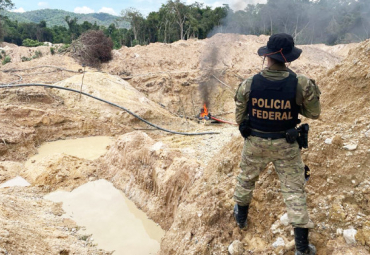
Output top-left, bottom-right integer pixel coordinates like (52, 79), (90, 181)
(25, 136), (165, 255)
(1, 34), (370, 255)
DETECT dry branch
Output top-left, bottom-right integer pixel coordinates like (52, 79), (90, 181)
(71, 30), (113, 67)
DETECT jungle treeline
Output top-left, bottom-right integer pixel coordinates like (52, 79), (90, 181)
(1, 0), (370, 48)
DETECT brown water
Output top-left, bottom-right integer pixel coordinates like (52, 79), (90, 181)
(45, 180), (164, 254)
(26, 136), (113, 168)
(37, 136), (164, 254)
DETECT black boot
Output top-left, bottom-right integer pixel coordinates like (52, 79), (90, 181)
(233, 204), (249, 229)
(294, 228), (316, 255)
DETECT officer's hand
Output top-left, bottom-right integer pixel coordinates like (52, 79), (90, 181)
(239, 119), (251, 138)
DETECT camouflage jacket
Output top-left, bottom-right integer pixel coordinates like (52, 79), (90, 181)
(235, 65), (321, 125)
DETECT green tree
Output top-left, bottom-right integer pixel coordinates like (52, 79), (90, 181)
(0, 0), (14, 41)
(157, 3), (176, 43)
(0, 0), (13, 11)
(120, 8), (145, 44)
(64, 16), (79, 40)
(166, 0), (189, 40)
(146, 11), (160, 43)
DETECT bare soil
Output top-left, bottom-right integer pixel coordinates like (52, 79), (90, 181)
(0, 35), (369, 255)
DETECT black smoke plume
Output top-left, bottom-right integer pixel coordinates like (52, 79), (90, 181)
(199, 41), (220, 107)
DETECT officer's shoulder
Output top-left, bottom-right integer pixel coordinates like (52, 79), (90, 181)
(244, 75), (254, 84)
(240, 76), (254, 90)
(295, 73), (315, 87)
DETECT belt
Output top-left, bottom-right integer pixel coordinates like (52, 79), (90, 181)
(250, 130), (286, 139)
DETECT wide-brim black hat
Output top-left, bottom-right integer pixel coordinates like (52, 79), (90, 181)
(258, 33), (302, 63)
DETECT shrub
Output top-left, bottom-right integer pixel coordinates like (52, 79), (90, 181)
(2, 56), (11, 65)
(33, 50), (42, 58)
(71, 30), (113, 67)
(21, 56), (32, 62)
(132, 39), (140, 47)
(50, 47), (55, 55)
(22, 39), (44, 47)
(57, 44), (70, 53)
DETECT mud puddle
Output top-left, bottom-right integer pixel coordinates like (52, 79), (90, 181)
(45, 179), (164, 254)
(26, 136), (113, 167)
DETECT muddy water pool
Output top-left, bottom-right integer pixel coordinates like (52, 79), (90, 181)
(37, 136), (164, 254)
(26, 136), (113, 167)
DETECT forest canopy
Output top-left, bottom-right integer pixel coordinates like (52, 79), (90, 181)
(1, 0), (370, 48)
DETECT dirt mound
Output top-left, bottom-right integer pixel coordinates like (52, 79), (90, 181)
(0, 56), (83, 85)
(104, 34), (354, 122)
(297, 39), (370, 253)
(99, 131), (202, 230)
(23, 154), (99, 192)
(0, 43), (86, 85)
(0, 161), (24, 183)
(54, 72), (177, 123)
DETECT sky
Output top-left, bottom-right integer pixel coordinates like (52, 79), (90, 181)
(10, 0), (267, 16)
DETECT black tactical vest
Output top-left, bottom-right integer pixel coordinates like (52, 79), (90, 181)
(248, 73), (299, 132)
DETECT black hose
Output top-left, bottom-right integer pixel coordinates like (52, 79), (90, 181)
(0, 84), (220, 136)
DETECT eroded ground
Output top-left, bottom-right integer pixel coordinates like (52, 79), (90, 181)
(1, 34), (370, 255)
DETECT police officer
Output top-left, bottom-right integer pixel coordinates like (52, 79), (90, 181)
(233, 33), (321, 255)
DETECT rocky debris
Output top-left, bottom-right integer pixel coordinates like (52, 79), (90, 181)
(280, 213), (289, 226)
(343, 228), (357, 244)
(343, 143), (358, 151)
(272, 237), (285, 248)
(365, 130), (370, 138)
(228, 240), (244, 255)
(325, 138), (333, 144)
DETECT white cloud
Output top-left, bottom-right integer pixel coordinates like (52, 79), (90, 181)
(98, 7), (117, 16)
(230, 0), (267, 11)
(210, 1), (224, 8)
(74, 6), (95, 14)
(10, 7), (26, 13)
(184, 0), (229, 9)
(38, 2), (49, 8)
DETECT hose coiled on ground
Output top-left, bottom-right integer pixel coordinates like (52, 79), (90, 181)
(0, 84), (220, 136)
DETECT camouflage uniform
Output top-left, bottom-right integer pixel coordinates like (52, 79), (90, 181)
(234, 64), (321, 228)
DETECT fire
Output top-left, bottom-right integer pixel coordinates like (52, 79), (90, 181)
(200, 104), (209, 119)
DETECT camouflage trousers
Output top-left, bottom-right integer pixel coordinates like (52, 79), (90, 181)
(234, 136), (313, 228)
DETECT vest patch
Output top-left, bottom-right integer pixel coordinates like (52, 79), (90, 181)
(251, 108), (292, 121)
(247, 73), (299, 132)
(252, 98), (291, 109)
(251, 98), (293, 120)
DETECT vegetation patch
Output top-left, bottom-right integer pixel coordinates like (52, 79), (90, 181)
(22, 39), (44, 47)
(21, 50), (43, 62)
(57, 44), (70, 53)
(2, 55), (11, 65)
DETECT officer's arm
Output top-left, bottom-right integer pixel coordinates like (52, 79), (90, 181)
(297, 76), (321, 119)
(235, 79), (252, 125)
